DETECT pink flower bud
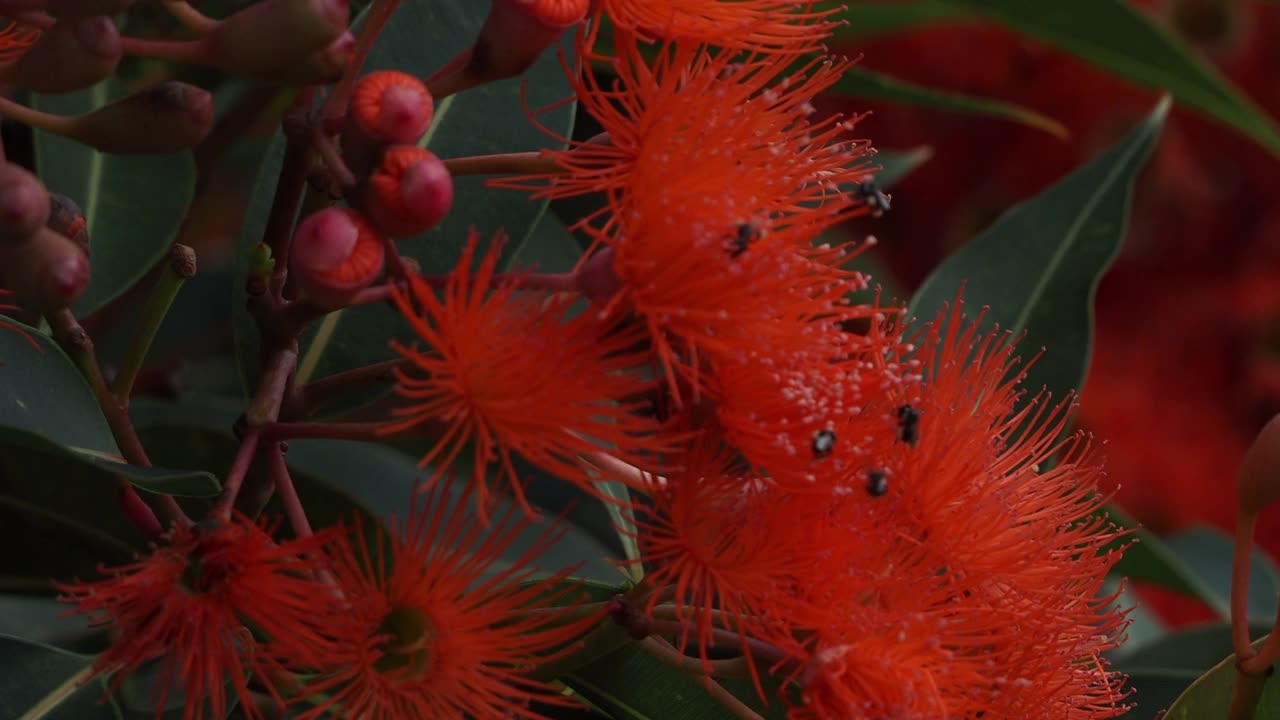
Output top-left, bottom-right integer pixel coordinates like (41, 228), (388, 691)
(350, 71), (434, 145)
(64, 81), (214, 154)
(0, 163), (50, 246)
(205, 0), (348, 81)
(4, 228), (90, 315)
(0, 16), (120, 94)
(290, 208), (385, 309)
(364, 147), (453, 238)
(1239, 413), (1280, 516)
(575, 247), (622, 305)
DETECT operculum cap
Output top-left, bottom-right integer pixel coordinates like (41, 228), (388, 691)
(290, 208), (385, 309)
(64, 81), (214, 154)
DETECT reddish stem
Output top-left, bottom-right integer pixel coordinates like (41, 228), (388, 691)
(118, 36), (207, 64)
(260, 420), (388, 441)
(1235, 510), (1261, 661)
(268, 445), (312, 537)
(318, 0), (402, 128)
(285, 358), (404, 419)
(215, 429), (261, 519)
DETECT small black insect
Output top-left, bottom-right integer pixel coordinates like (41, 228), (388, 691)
(728, 222), (762, 258)
(896, 404), (921, 448)
(812, 429), (836, 458)
(857, 181), (891, 218)
(866, 469), (889, 497)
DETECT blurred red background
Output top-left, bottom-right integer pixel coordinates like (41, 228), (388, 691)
(829, 0), (1280, 624)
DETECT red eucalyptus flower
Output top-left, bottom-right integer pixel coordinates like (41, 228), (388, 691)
(293, 480), (600, 719)
(381, 230), (669, 514)
(57, 516), (337, 720)
(594, 0), (838, 53)
(0, 20), (39, 63)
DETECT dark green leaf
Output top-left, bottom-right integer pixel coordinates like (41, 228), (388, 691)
(908, 97), (1169, 410)
(1164, 525), (1280, 623)
(0, 321), (115, 454)
(870, 146), (932, 189)
(0, 595), (95, 651)
(835, 1), (972, 39)
(1117, 622), (1273, 672)
(1106, 504), (1224, 617)
(1116, 669), (1201, 720)
(33, 82), (195, 315)
(566, 644), (789, 720)
(831, 67), (1068, 137)
(0, 634), (119, 720)
(232, 4), (575, 398)
(1163, 634), (1279, 719)
(933, 0), (1280, 156)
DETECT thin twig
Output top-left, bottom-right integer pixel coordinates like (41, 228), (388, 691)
(260, 420), (388, 441)
(285, 358), (404, 419)
(268, 444), (312, 537)
(442, 151), (557, 177)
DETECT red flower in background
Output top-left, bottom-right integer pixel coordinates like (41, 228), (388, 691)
(826, 1), (1280, 624)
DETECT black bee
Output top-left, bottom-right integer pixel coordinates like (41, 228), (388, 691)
(896, 404), (920, 448)
(728, 222), (762, 258)
(866, 469), (888, 497)
(857, 181), (891, 218)
(812, 429), (836, 458)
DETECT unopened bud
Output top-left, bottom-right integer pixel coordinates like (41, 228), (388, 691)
(363, 147), (453, 238)
(429, 0), (587, 97)
(0, 16), (120, 94)
(46, 193), (88, 256)
(205, 0), (348, 80)
(248, 31), (354, 86)
(47, 0), (135, 16)
(290, 208), (384, 309)
(576, 247), (621, 304)
(0, 164), (50, 246)
(1239, 413), (1280, 515)
(62, 81), (214, 154)
(350, 71), (434, 144)
(4, 228), (90, 315)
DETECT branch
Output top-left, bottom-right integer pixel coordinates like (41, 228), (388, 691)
(112, 245), (196, 405)
(638, 638), (765, 720)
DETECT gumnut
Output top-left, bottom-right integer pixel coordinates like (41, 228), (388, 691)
(204, 0), (348, 81)
(63, 82), (214, 154)
(363, 146), (453, 238)
(1239, 413), (1280, 516)
(3, 228), (90, 315)
(289, 208), (385, 309)
(342, 71), (434, 177)
(0, 164), (50, 246)
(0, 16), (121, 94)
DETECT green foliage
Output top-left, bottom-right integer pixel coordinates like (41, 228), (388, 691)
(0, 634), (119, 719)
(32, 82), (196, 316)
(909, 96), (1168, 410)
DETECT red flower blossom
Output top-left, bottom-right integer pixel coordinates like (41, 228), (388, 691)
(779, 304), (1132, 718)
(57, 516), (337, 720)
(381, 230), (668, 514)
(0, 20), (39, 63)
(594, 0), (837, 53)
(623, 439), (815, 691)
(292, 480), (600, 719)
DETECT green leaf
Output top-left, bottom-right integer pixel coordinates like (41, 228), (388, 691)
(1164, 525), (1280, 624)
(566, 644), (789, 720)
(831, 67), (1068, 138)
(1106, 505), (1225, 618)
(0, 634), (119, 720)
(32, 82), (196, 315)
(933, 0), (1280, 156)
(834, 1), (973, 39)
(232, 4), (575, 398)
(1163, 634), (1279, 719)
(1118, 622), (1273, 672)
(908, 97), (1169, 409)
(870, 146), (933, 189)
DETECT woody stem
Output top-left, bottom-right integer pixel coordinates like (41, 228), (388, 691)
(47, 310), (188, 533)
(318, 0), (401, 126)
(260, 420), (388, 441)
(638, 638), (765, 720)
(268, 444), (312, 537)
(284, 358), (405, 420)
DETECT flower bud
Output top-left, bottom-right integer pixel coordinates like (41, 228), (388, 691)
(0, 163), (50, 246)
(47, 0), (135, 16)
(350, 72), (434, 144)
(342, 71), (434, 178)
(427, 0), (588, 97)
(205, 0), (348, 80)
(4, 227), (90, 315)
(363, 147), (453, 238)
(47, 193), (88, 256)
(0, 16), (120, 94)
(1239, 413), (1280, 516)
(247, 31), (354, 85)
(290, 208), (384, 309)
(576, 247), (622, 304)
(62, 82), (214, 155)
